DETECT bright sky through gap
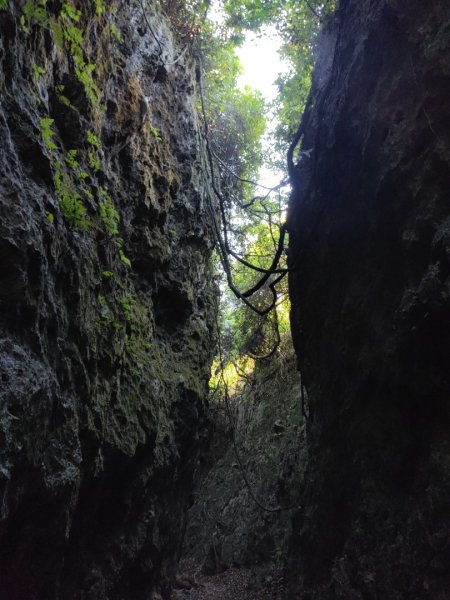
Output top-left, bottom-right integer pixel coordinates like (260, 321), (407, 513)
(236, 27), (288, 102)
(237, 27), (289, 187)
(208, 1), (289, 187)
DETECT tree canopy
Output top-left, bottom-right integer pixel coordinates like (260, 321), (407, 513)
(167, 0), (337, 375)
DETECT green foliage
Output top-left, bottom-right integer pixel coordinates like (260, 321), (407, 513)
(148, 124), (161, 141)
(198, 27), (267, 201)
(61, 12), (100, 106)
(17, 0), (102, 105)
(74, 61), (98, 104)
(54, 169), (90, 230)
(20, 0), (47, 33)
(46, 211), (55, 223)
(13, 0), (130, 262)
(119, 294), (136, 321)
(87, 130), (102, 170)
(58, 94), (74, 108)
(61, 1), (81, 22)
(99, 187), (120, 235)
(117, 243), (132, 267)
(39, 117), (57, 152)
(95, 0), (106, 17)
(65, 148), (89, 179)
(31, 63), (46, 80)
(66, 148), (79, 169)
(87, 150), (100, 171)
(86, 130), (101, 149)
(188, 0), (336, 362)
(222, 0), (337, 145)
(52, 20), (65, 48)
(110, 22), (122, 43)
(0, 0), (8, 11)
(97, 293), (112, 322)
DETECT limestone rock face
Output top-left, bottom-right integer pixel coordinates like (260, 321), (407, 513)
(184, 347), (305, 580)
(0, 2), (215, 598)
(287, 1), (450, 598)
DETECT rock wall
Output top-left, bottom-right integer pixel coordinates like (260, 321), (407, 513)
(287, 0), (450, 598)
(0, 2), (215, 598)
(183, 345), (305, 583)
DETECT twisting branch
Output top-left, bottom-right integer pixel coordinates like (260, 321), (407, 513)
(198, 61), (290, 316)
(138, 0), (164, 58)
(213, 148), (288, 191)
(243, 309), (281, 360)
(304, 0), (321, 20)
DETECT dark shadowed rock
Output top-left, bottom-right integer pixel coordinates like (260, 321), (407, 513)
(287, 1), (450, 598)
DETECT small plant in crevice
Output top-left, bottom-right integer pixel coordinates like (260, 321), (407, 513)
(117, 242), (132, 267)
(119, 293), (137, 321)
(39, 117), (57, 152)
(88, 151), (101, 172)
(59, 3), (101, 107)
(94, 0), (107, 17)
(148, 123), (162, 142)
(97, 293), (113, 322)
(54, 168), (90, 230)
(14, 0), (122, 109)
(11, 1), (133, 260)
(86, 130), (101, 149)
(31, 62), (46, 81)
(99, 187), (120, 235)
(86, 129), (102, 171)
(109, 22), (122, 44)
(20, 0), (47, 32)
(56, 84), (77, 111)
(61, 0), (81, 22)
(66, 149), (89, 180)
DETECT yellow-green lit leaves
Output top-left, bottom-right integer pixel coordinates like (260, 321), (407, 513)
(119, 294), (136, 321)
(20, 0), (47, 33)
(86, 130), (101, 148)
(66, 148), (79, 169)
(15, 0), (121, 108)
(60, 7), (100, 106)
(31, 63), (46, 80)
(95, 0), (107, 17)
(39, 117), (57, 152)
(86, 130), (102, 171)
(110, 23), (122, 43)
(61, 1), (81, 22)
(148, 124), (162, 142)
(66, 149), (89, 180)
(99, 187), (120, 235)
(54, 169), (90, 230)
(38, 116), (89, 229)
(118, 244), (131, 267)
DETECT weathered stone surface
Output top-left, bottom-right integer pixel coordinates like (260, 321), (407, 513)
(184, 346), (305, 581)
(0, 2), (214, 598)
(287, 1), (450, 598)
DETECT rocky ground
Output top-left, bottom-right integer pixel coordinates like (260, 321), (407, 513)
(173, 560), (286, 600)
